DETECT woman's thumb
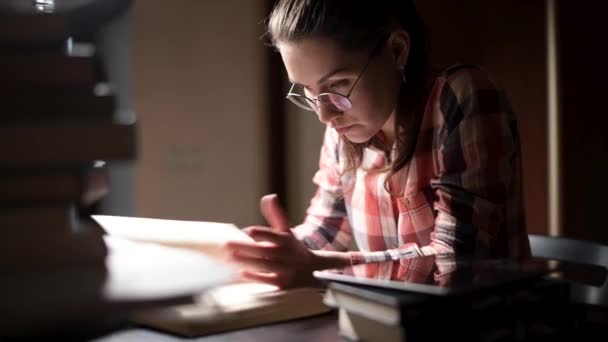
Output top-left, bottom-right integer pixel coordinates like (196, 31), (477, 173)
(260, 194), (290, 232)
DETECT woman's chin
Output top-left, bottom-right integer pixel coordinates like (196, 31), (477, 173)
(342, 130), (373, 144)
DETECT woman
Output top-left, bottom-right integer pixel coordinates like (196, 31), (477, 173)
(225, 0), (530, 288)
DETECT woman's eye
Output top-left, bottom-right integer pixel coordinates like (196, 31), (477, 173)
(329, 80), (348, 89)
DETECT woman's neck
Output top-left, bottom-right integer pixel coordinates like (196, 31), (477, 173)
(380, 111), (397, 146)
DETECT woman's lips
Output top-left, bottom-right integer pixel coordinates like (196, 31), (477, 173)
(334, 125), (352, 134)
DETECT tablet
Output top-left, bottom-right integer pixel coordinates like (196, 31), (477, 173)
(313, 255), (554, 297)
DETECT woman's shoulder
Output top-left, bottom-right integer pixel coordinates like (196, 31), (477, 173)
(433, 63), (504, 102)
(424, 63), (514, 136)
(435, 63), (493, 80)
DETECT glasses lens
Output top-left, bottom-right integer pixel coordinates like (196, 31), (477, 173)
(287, 94), (317, 111)
(318, 93), (352, 112)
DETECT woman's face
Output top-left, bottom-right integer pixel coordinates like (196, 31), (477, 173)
(278, 36), (405, 144)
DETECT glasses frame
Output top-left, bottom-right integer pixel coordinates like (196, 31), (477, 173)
(285, 37), (387, 112)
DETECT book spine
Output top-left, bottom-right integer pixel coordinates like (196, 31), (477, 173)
(0, 203), (78, 231)
(0, 55), (102, 89)
(0, 14), (69, 42)
(0, 224), (108, 271)
(2, 94), (115, 123)
(0, 124), (137, 165)
(0, 164), (109, 204)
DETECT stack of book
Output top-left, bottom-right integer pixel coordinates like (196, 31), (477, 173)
(317, 257), (572, 341)
(0, 0), (136, 335)
(0, 4), (137, 269)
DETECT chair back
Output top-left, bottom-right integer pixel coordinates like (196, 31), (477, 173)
(529, 234), (608, 306)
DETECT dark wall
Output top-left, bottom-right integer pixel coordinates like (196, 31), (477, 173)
(417, 0), (549, 236)
(558, 1), (608, 244)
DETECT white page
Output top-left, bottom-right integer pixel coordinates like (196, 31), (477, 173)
(103, 235), (237, 301)
(92, 215), (254, 261)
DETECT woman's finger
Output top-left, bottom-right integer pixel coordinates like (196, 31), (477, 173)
(241, 225), (265, 236)
(240, 270), (285, 288)
(231, 251), (288, 274)
(224, 240), (282, 259)
(247, 227), (291, 244)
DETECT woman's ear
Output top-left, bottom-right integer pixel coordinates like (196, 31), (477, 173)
(387, 30), (410, 69)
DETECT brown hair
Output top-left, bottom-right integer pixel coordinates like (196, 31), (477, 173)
(267, 0), (432, 194)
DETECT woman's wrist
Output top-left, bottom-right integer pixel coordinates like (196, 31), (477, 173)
(311, 250), (352, 271)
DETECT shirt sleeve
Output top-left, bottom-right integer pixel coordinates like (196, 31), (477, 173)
(348, 67), (524, 264)
(291, 127), (353, 252)
(424, 67), (521, 256)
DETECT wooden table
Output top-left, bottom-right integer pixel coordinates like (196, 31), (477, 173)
(92, 312), (339, 342)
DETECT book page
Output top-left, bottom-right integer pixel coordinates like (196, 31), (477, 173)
(92, 215), (253, 261)
(103, 235), (237, 301)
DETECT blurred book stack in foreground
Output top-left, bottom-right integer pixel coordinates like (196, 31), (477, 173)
(0, 0), (136, 336)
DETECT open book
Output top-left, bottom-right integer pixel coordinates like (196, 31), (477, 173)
(92, 215), (252, 262)
(91, 215), (332, 336)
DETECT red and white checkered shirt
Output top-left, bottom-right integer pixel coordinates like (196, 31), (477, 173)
(292, 65), (531, 265)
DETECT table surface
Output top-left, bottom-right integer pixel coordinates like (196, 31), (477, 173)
(92, 312), (339, 342)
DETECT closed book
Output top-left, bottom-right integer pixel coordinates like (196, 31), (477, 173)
(2, 94), (115, 123)
(0, 203), (78, 232)
(0, 221), (108, 271)
(131, 283), (332, 337)
(326, 278), (569, 341)
(0, 123), (136, 165)
(325, 282), (429, 342)
(327, 283), (480, 342)
(0, 54), (103, 90)
(0, 0), (132, 43)
(337, 307), (403, 342)
(0, 163), (109, 205)
(0, 13), (68, 42)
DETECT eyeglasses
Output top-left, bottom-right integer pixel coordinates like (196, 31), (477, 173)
(285, 38), (386, 113)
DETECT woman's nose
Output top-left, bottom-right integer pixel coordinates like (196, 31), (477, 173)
(316, 104), (342, 124)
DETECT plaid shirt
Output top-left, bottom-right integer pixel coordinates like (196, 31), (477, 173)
(292, 65), (530, 265)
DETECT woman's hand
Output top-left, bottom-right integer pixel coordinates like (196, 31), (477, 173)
(224, 194), (321, 289)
